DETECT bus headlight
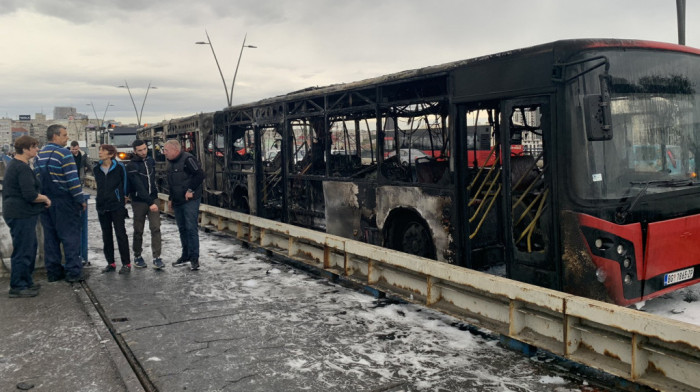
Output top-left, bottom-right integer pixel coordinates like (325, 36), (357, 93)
(623, 258), (632, 268)
(596, 268), (607, 283)
(616, 244), (625, 255)
(624, 274), (633, 285)
(594, 237), (614, 250)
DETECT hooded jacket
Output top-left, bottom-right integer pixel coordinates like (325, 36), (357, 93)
(93, 159), (128, 213)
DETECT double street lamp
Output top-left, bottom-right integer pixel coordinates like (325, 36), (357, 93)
(86, 102), (115, 146)
(196, 31), (257, 107)
(117, 81), (157, 126)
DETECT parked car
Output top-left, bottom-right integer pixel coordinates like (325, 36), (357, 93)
(387, 148), (429, 164)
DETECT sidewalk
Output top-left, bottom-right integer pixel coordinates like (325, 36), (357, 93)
(0, 271), (142, 392)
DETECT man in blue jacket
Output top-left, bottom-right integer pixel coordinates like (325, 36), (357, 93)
(126, 140), (164, 269)
(35, 125), (87, 283)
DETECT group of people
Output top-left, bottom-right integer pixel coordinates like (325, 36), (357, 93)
(2, 125), (205, 298)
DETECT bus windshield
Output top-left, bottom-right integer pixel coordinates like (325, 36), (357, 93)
(112, 134), (136, 147)
(567, 49), (700, 200)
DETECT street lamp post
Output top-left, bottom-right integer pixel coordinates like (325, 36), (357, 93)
(195, 30), (230, 106)
(117, 81), (157, 126)
(230, 33), (257, 104)
(196, 31), (256, 107)
(86, 102), (115, 146)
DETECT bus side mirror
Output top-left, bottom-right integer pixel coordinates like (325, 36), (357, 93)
(584, 76), (613, 141)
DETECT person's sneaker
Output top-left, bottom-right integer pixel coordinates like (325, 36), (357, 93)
(119, 264), (132, 274)
(172, 257), (189, 267)
(190, 259), (200, 271)
(134, 256), (147, 268)
(65, 272), (87, 283)
(9, 287), (39, 298)
(30, 283), (41, 290)
(102, 264), (117, 273)
(153, 258), (165, 269)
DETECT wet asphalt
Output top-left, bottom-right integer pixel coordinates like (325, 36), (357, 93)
(0, 196), (612, 392)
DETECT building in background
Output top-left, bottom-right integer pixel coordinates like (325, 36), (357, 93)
(0, 119), (11, 150)
(12, 127), (29, 140)
(15, 114), (49, 145)
(53, 106), (77, 120)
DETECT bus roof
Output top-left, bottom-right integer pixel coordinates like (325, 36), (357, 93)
(223, 39), (700, 111)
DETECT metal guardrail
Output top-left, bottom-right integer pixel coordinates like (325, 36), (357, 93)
(151, 195), (699, 392)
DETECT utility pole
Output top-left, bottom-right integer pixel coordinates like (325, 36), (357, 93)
(677, 0), (686, 45)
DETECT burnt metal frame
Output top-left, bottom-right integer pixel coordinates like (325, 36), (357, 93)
(215, 74), (454, 252)
(500, 97), (560, 290)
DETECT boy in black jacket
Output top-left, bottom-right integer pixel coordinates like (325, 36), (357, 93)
(93, 144), (131, 274)
(126, 140), (164, 269)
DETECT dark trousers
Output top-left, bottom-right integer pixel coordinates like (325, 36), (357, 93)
(97, 208), (131, 265)
(131, 202), (162, 259)
(173, 198), (200, 260)
(5, 216), (38, 290)
(41, 198), (82, 280)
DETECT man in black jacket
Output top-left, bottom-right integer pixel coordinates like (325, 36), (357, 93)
(163, 139), (205, 271)
(69, 141), (90, 183)
(126, 140), (164, 269)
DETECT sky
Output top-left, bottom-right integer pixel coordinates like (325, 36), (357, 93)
(0, 0), (698, 125)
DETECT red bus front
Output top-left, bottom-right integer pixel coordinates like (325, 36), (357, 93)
(562, 44), (700, 305)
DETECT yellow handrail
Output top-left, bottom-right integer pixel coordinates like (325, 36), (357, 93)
(469, 171), (501, 222)
(469, 185), (502, 239)
(468, 143), (499, 190)
(512, 165), (547, 212)
(515, 188), (549, 252)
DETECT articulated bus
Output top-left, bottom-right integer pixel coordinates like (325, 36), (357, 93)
(142, 39), (700, 306)
(136, 113), (222, 205)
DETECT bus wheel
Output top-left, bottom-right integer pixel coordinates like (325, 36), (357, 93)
(394, 219), (435, 259)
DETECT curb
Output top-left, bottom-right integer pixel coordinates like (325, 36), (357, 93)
(75, 283), (145, 392)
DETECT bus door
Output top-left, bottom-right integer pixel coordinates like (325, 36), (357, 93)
(501, 97), (559, 290)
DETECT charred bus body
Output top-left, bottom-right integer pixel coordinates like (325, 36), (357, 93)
(136, 112), (223, 206)
(142, 39), (700, 306)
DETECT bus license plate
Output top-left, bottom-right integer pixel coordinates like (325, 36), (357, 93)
(663, 268), (695, 286)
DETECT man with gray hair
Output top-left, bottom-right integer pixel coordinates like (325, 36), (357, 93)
(35, 124), (87, 283)
(162, 139), (204, 271)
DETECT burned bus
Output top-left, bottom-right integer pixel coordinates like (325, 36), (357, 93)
(150, 39), (700, 306)
(136, 112), (224, 206)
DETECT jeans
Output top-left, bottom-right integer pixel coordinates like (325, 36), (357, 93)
(97, 207), (131, 265)
(5, 216), (39, 290)
(41, 198), (82, 280)
(173, 198), (200, 260)
(131, 202), (162, 259)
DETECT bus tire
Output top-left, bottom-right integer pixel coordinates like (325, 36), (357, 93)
(387, 213), (436, 259)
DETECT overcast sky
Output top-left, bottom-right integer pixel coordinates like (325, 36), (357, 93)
(1, 1), (698, 125)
